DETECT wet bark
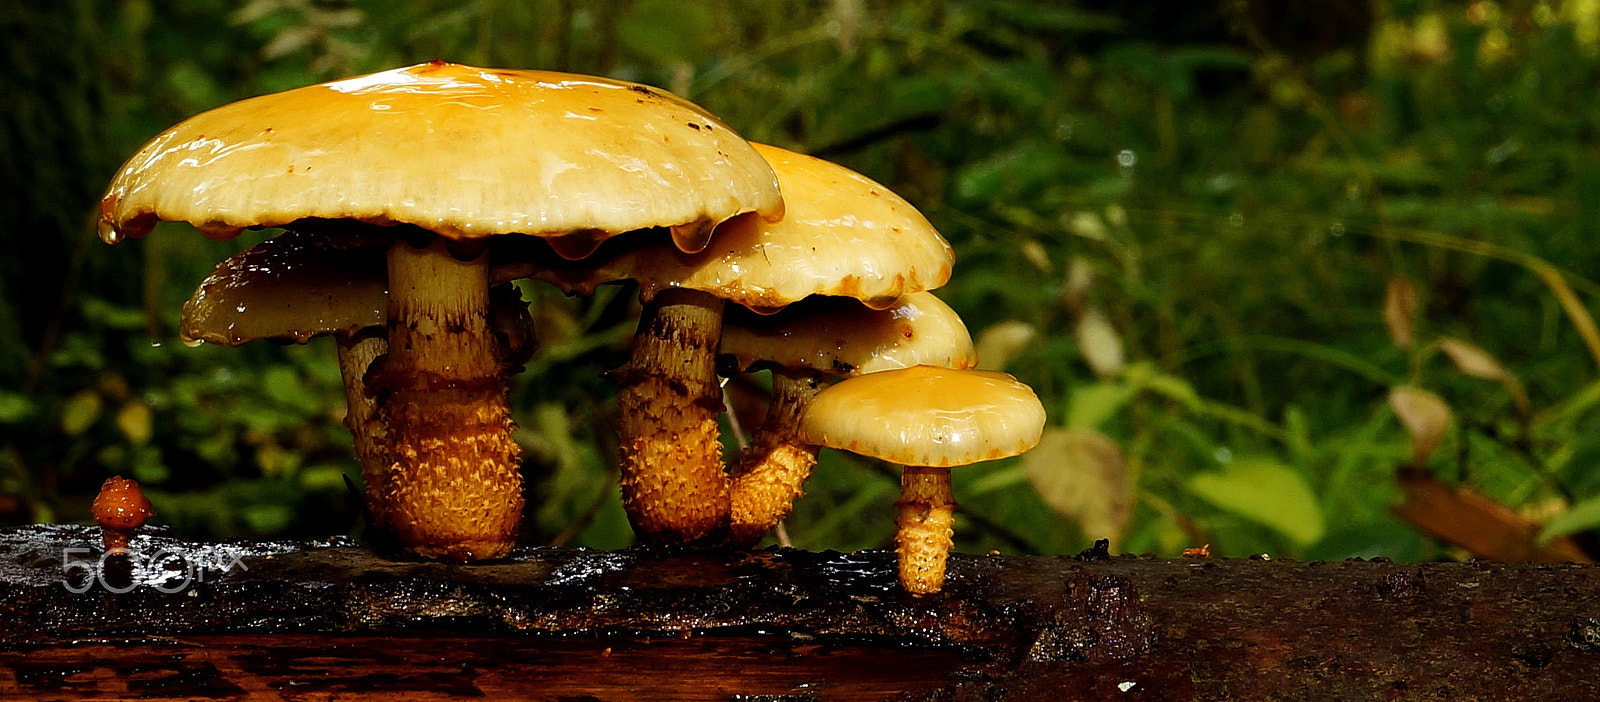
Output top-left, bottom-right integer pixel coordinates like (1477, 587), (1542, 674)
(2, 525), (1598, 701)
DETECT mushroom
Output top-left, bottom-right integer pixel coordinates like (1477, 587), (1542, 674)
(98, 61), (782, 560)
(499, 142), (954, 544)
(718, 291), (977, 544)
(798, 365), (1045, 595)
(178, 229), (536, 546)
(92, 476), (155, 553)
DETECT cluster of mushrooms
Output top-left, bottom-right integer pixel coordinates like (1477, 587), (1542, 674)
(98, 61), (1045, 595)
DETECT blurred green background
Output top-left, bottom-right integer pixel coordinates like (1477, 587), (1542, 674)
(6, 0), (1600, 561)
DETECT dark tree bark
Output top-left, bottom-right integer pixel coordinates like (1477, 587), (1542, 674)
(2, 525), (1598, 700)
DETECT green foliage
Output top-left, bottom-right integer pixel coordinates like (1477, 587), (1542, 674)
(7, 0), (1600, 562)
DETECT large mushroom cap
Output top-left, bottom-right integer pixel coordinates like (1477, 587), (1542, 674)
(517, 142), (953, 310)
(799, 365), (1045, 467)
(99, 61), (783, 255)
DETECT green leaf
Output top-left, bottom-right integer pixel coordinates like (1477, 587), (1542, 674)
(0, 392), (33, 424)
(1065, 381), (1133, 430)
(261, 366), (312, 410)
(80, 297), (147, 331)
(299, 465), (349, 492)
(1189, 458), (1326, 546)
(242, 503), (293, 534)
(131, 446), (170, 485)
(116, 401), (154, 446)
(1540, 495), (1600, 543)
(60, 391), (103, 436)
(1125, 363), (1201, 410)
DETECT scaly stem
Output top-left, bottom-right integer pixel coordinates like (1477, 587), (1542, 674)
(895, 465), (956, 595)
(729, 371), (820, 545)
(615, 288), (729, 544)
(336, 331), (390, 528)
(374, 236), (522, 561)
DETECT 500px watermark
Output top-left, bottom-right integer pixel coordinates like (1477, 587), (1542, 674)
(61, 547), (247, 594)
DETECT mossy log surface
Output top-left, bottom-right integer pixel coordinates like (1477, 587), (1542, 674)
(1, 525), (1598, 700)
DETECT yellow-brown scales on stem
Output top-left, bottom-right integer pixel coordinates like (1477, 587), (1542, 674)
(498, 143), (957, 545)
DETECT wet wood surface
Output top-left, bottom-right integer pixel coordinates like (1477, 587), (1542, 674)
(1, 525), (1598, 700)
(0, 634), (970, 700)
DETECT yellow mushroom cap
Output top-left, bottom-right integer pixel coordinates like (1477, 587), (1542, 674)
(720, 291), (976, 376)
(513, 142), (952, 310)
(99, 61), (783, 256)
(798, 366), (1046, 467)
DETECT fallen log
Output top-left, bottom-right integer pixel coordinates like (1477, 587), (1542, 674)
(0, 525), (1596, 700)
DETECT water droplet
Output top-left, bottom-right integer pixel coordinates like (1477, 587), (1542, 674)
(1213, 446), (1233, 464)
(1330, 222), (1346, 237)
(1117, 150), (1137, 168)
(235, 304), (248, 313)
(1229, 213), (1244, 227)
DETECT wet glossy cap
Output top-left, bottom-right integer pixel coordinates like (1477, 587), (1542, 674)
(798, 366), (1045, 467)
(180, 230), (388, 346)
(516, 142), (953, 310)
(92, 476), (155, 531)
(720, 291), (976, 376)
(99, 61), (783, 257)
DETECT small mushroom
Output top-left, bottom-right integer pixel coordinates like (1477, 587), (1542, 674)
(718, 291), (977, 544)
(798, 366), (1045, 595)
(501, 142), (954, 544)
(99, 62), (782, 559)
(92, 476), (154, 552)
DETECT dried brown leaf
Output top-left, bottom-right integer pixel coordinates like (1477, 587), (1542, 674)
(1437, 337), (1530, 416)
(1061, 257), (1093, 314)
(974, 321), (1037, 372)
(1388, 386), (1453, 467)
(1075, 309), (1125, 378)
(1383, 278), (1418, 351)
(1438, 337), (1509, 382)
(1024, 427), (1131, 547)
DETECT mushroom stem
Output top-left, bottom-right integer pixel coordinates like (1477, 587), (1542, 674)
(615, 287), (730, 543)
(335, 331), (390, 526)
(895, 465), (956, 595)
(728, 371), (821, 545)
(372, 236), (523, 561)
